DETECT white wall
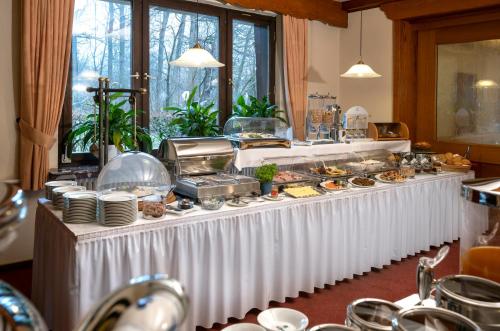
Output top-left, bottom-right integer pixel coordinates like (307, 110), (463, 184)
(339, 8), (393, 122)
(307, 20), (341, 96)
(306, 8), (393, 121)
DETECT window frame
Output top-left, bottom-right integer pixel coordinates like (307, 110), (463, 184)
(59, 0), (276, 167)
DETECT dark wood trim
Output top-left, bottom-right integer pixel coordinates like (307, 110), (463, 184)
(392, 20), (417, 141)
(0, 260), (32, 272)
(221, 0), (347, 27)
(342, 0), (400, 13)
(381, 0), (500, 20)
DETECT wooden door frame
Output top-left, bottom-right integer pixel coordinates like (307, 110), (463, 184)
(391, 8), (500, 173)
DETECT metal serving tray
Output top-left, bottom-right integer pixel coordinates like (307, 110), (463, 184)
(175, 174), (260, 200)
(229, 137), (291, 149)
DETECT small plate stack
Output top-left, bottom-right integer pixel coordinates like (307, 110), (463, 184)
(44, 181), (77, 200)
(52, 186), (86, 209)
(62, 191), (97, 224)
(97, 192), (138, 227)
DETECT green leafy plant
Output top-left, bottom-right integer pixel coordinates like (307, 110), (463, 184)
(164, 86), (220, 137)
(64, 93), (152, 157)
(254, 163), (278, 183)
(232, 95), (287, 123)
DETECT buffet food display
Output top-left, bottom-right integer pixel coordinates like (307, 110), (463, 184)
(42, 138), (474, 228)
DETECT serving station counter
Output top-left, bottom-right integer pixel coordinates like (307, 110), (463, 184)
(33, 171), (470, 331)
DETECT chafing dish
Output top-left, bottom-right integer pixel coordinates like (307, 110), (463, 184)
(159, 137), (260, 200)
(392, 307), (481, 331)
(417, 246), (500, 330)
(223, 117), (292, 149)
(346, 298), (402, 331)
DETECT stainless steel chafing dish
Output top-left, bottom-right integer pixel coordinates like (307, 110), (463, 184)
(158, 137), (260, 200)
(223, 117), (292, 149)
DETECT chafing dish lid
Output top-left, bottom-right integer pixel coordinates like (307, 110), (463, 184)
(393, 307), (481, 331)
(166, 137), (234, 160)
(437, 275), (500, 308)
(347, 298), (401, 331)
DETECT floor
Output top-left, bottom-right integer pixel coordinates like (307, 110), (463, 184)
(0, 241), (460, 330)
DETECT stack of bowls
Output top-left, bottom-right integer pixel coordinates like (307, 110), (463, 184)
(44, 181), (77, 200)
(62, 191), (97, 224)
(52, 186), (86, 209)
(97, 192), (138, 226)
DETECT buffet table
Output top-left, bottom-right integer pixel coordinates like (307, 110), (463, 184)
(33, 171), (469, 331)
(233, 140), (411, 170)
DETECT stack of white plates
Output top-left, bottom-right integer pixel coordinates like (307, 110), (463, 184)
(97, 192), (138, 227)
(44, 180), (77, 200)
(62, 191), (97, 224)
(52, 186), (86, 209)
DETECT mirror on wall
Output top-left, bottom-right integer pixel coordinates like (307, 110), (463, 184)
(436, 39), (500, 145)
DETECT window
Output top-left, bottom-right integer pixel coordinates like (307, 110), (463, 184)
(60, 0), (275, 163)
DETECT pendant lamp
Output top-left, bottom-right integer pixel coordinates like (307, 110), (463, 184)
(341, 11), (381, 78)
(170, 0), (224, 68)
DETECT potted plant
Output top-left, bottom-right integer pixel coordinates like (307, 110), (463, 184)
(64, 93), (152, 159)
(164, 86), (220, 137)
(232, 95), (287, 123)
(254, 163), (278, 195)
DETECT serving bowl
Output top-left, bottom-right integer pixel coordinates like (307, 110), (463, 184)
(200, 196), (225, 210)
(257, 308), (308, 331)
(222, 323), (266, 331)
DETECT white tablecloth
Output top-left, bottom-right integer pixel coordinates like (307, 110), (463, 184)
(233, 140), (411, 170)
(33, 172), (469, 331)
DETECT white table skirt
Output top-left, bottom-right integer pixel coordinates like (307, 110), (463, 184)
(33, 172), (470, 331)
(233, 140), (411, 170)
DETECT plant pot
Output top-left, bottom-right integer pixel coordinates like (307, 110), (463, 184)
(107, 145), (120, 160)
(260, 182), (272, 195)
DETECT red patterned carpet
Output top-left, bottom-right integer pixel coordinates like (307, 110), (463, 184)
(0, 241), (459, 330)
(199, 241), (460, 330)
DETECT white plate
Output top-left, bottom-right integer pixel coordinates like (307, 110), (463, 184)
(319, 181), (350, 191)
(262, 194), (284, 201)
(348, 177), (376, 188)
(374, 174), (407, 184)
(257, 308), (309, 331)
(99, 193), (137, 202)
(226, 200), (249, 207)
(164, 205), (200, 216)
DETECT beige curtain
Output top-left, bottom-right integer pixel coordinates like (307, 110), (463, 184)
(283, 15), (308, 141)
(19, 0), (74, 190)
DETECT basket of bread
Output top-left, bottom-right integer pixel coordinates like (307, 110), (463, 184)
(433, 152), (471, 172)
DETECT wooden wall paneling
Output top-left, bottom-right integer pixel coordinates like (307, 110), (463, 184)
(392, 20), (417, 141)
(381, 0), (500, 20)
(435, 19), (500, 44)
(415, 29), (436, 143)
(219, 0), (348, 27)
(341, 0), (400, 13)
(410, 8), (500, 31)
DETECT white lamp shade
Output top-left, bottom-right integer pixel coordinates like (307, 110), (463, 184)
(341, 60), (381, 78)
(170, 42), (224, 68)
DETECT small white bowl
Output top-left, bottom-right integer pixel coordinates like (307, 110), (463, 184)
(257, 308), (309, 331)
(222, 323), (266, 331)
